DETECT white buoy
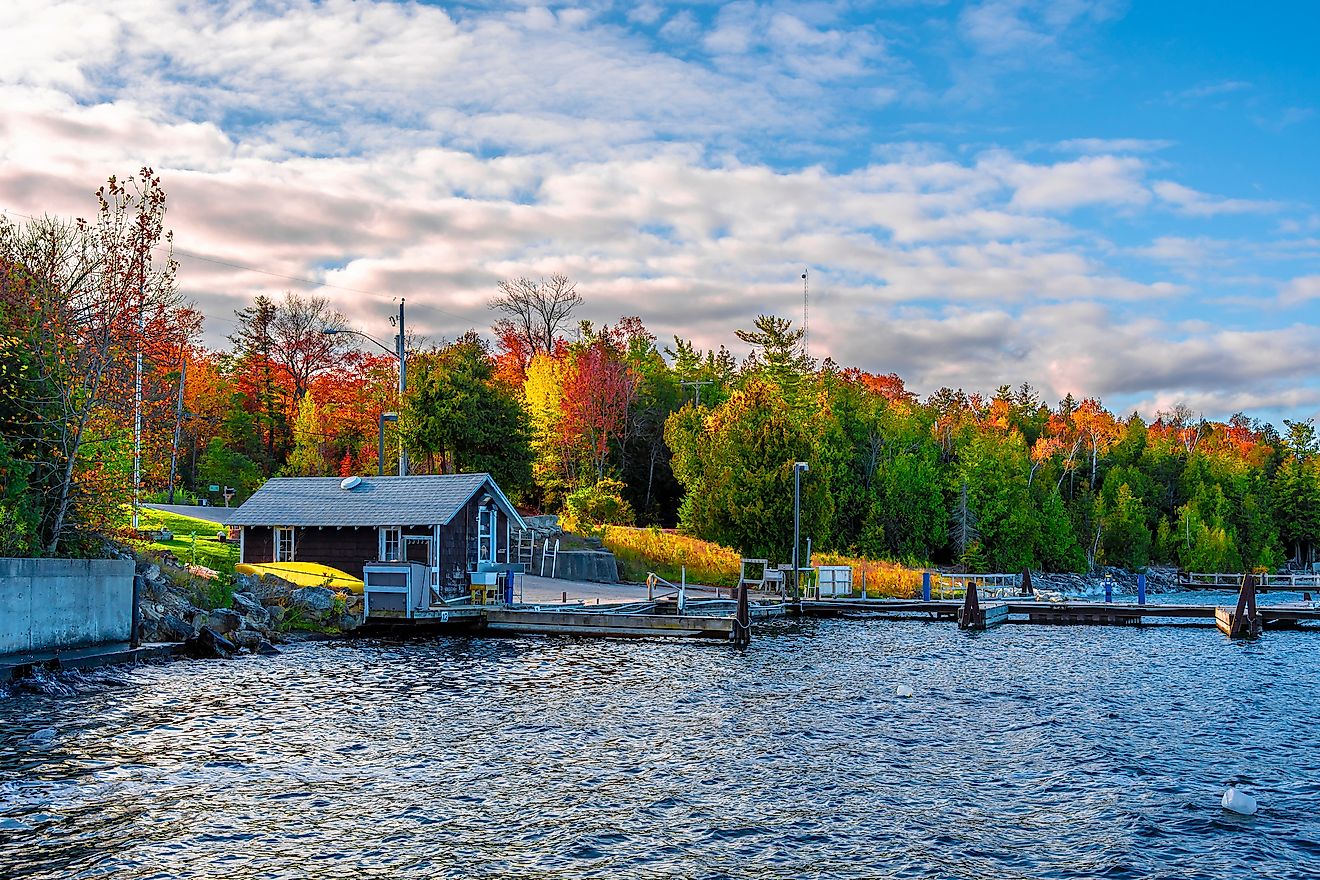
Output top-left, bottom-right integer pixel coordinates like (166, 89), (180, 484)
(896, 684), (914, 698)
(1221, 787), (1258, 816)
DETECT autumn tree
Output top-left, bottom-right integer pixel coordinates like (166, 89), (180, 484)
(0, 169), (182, 553)
(399, 334), (532, 496)
(489, 274), (583, 357)
(560, 334), (637, 483)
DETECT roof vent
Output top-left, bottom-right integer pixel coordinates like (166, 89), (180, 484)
(340, 476), (363, 491)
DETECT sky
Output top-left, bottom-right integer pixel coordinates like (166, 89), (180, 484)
(1, 0), (1318, 425)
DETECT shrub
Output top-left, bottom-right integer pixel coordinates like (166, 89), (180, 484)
(561, 478), (635, 533)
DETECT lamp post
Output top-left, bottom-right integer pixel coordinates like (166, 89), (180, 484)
(324, 299), (407, 476)
(793, 461), (809, 601)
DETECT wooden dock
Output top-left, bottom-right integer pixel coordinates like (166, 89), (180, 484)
(362, 583), (773, 642)
(484, 608), (736, 639)
(800, 597), (1320, 628)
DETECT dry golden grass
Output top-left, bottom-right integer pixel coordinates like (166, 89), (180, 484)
(602, 526), (924, 598)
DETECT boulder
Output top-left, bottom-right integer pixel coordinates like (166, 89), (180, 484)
(197, 608), (242, 636)
(232, 630), (264, 653)
(290, 586), (336, 613)
(231, 592), (266, 618)
(266, 605), (286, 626)
(135, 562), (162, 582)
(255, 640), (281, 656)
(184, 627), (238, 659)
(151, 613), (195, 643)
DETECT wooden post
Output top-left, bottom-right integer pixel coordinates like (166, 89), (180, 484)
(733, 579), (751, 647)
(959, 580), (981, 630)
(1216, 573), (1262, 638)
(1020, 568), (1033, 597)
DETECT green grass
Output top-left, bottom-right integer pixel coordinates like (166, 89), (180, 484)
(129, 507), (239, 573)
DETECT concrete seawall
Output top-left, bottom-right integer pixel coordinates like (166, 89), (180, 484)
(0, 558), (134, 654)
(550, 551), (619, 584)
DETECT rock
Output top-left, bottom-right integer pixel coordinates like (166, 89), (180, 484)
(152, 613), (194, 643)
(232, 631), (264, 653)
(290, 586), (336, 613)
(231, 592), (265, 618)
(255, 640), (281, 656)
(334, 613), (360, 632)
(135, 561), (162, 581)
(184, 627), (237, 659)
(266, 605), (286, 625)
(233, 572), (260, 592)
(198, 608), (242, 635)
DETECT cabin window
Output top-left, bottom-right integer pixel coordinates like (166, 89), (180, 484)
(275, 527), (295, 562)
(381, 527), (401, 561)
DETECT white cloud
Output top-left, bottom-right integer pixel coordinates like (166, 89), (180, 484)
(1153, 181), (1279, 217)
(0, 0), (1316, 424)
(984, 153), (1150, 211)
(1281, 276), (1320, 305)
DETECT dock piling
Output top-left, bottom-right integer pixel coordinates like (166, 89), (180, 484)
(958, 580), (980, 630)
(1217, 573), (1262, 638)
(1137, 573), (1146, 606)
(733, 580), (751, 647)
(922, 571), (931, 602)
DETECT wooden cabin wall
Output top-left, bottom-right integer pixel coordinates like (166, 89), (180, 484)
(293, 527), (379, 580)
(243, 527), (273, 564)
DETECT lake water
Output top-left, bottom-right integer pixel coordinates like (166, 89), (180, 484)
(3, 596), (1319, 879)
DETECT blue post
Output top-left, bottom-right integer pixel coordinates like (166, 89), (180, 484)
(922, 571), (932, 602)
(1104, 580), (1112, 603)
(1137, 573), (1146, 605)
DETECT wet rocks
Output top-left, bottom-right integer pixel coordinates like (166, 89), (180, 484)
(290, 586), (336, 613)
(195, 608), (242, 636)
(184, 627), (238, 660)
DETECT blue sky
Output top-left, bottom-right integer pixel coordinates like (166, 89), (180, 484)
(1, 0), (1317, 424)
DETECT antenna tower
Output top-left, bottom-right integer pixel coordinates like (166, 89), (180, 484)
(801, 268), (809, 360)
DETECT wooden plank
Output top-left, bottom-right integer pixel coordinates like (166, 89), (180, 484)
(484, 609), (735, 639)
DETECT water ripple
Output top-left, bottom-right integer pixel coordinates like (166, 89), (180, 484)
(3, 616), (1319, 879)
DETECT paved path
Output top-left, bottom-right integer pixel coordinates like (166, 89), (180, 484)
(514, 574), (733, 606)
(144, 504), (231, 524)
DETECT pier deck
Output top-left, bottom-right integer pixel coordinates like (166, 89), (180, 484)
(800, 597), (1320, 626)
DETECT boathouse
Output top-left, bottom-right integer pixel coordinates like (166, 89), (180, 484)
(225, 474), (526, 594)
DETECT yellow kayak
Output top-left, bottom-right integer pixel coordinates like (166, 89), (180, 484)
(234, 562), (364, 594)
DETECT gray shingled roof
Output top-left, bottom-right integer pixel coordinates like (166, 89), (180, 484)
(223, 474), (525, 529)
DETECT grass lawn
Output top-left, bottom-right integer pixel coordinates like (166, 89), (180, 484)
(601, 525), (924, 598)
(129, 507), (239, 573)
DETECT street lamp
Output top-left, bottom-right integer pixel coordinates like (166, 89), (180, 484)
(793, 461), (809, 601)
(324, 299), (408, 476)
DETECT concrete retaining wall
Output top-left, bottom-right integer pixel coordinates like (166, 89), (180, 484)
(550, 551), (619, 584)
(0, 558), (134, 654)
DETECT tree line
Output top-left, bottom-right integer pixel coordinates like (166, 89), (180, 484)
(2, 174), (1318, 572)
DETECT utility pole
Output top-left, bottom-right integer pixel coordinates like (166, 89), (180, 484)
(167, 357), (186, 504)
(679, 379), (713, 407)
(132, 279), (144, 530)
(396, 298), (408, 477)
(801, 269), (809, 361)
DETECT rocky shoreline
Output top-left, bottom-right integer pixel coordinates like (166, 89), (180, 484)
(1027, 565), (1181, 597)
(114, 542), (364, 660)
